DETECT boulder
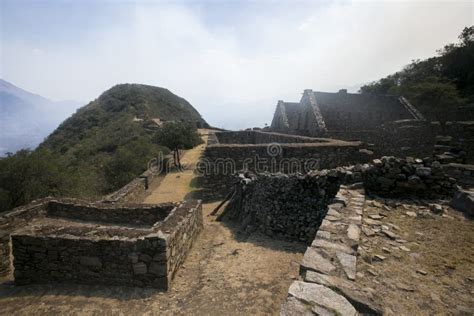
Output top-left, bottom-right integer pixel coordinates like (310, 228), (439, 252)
(288, 281), (357, 316)
(450, 190), (474, 216)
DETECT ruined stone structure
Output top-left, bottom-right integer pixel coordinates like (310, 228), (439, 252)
(221, 171), (342, 242)
(222, 156), (460, 314)
(197, 130), (374, 200)
(271, 89), (424, 137)
(223, 156), (457, 244)
(1, 198), (203, 289)
(271, 90), (474, 164)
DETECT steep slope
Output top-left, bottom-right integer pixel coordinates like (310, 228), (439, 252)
(38, 83), (207, 196)
(0, 83), (208, 211)
(42, 83), (207, 152)
(0, 79), (80, 155)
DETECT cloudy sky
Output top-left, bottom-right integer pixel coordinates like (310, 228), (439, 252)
(1, 0), (472, 129)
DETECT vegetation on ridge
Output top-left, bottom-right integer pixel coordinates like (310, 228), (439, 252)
(154, 121), (203, 170)
(360, 26), (474, 121)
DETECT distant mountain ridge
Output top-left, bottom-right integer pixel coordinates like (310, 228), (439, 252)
(0, 79), (81, 155)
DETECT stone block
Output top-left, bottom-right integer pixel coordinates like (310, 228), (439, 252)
(80, 256), (102, 268)
(288, 281), (357, 316)
(133, 262), (147, 275)
(149, 262), (167, 276)
(300, 247), (336, 275)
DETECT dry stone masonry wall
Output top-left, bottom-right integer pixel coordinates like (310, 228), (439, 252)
(223, 156), (458, 244)
(215, 130), (330, 144)
(47, 199), (174, 227)
(198, 130), (372, 200)
(220, 156), (459, 314)
(221, 171), (342, 242)
(0, 198), (50, 276)
(364, 156), (457, 197)
(1, 199), (203, 290)
(442, 163), (474, 188)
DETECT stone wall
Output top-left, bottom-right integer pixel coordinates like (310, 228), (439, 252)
(47, 199), (175, 227)
(12, 234), (162, 287)
(223, 156), (457, 244)
(220, 171), (342, 243)
(316, 92), (414, 131)
(161, 200), (204, 280)
(198, 139), (372, 200)
(215, 130), (329, 144)
(364, 156), (457, 197)
(328, 120), (474, 164)
(101, 168), (156, 203)
(11, 200), (202, 289)
(4, 199), (203, 290)
(441, 163), (474, 188)
(0, 231), (9, 277)
(0, 199), (49, 277)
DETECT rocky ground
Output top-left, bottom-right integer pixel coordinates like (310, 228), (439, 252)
(357, 197), (474, 315)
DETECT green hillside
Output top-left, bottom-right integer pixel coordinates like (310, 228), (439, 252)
(360, 26), (474, 121)
(0, 84), (207, 211)
(42, 83), (207, 152)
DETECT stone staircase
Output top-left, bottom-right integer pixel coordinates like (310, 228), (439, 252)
(399, 97), (425, 121)
(281, 185), (382, 315)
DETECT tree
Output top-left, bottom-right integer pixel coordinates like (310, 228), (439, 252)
(459, 26), (474, 46)
(154, 121), (202, 170)
(359, 26), (473, 120)
(0, 149), (69, 212)
(407, 77), (465, 126)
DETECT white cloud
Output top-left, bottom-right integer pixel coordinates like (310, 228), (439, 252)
(1, 1), (472, 129)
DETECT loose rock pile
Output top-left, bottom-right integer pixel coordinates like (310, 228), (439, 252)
(364, 156), (457, 197)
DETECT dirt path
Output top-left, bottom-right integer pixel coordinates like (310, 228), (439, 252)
(143, 129), (209, 204)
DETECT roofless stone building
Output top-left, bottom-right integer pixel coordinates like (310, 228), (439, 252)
(270, 89), (425, 137)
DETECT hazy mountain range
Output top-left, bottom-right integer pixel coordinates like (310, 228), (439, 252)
(0, 79), (81, 156)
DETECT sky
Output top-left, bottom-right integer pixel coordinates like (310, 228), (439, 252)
(1, 0), (473, 129)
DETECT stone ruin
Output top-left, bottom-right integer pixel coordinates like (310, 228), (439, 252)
(1, 198), (203, 290)
(221, 155), (462, 315)
(221, 156), (458, 244)
(271, 89), (424, 137)
(197, 129), (373, 200)
(270, 89), (474, 163)
(1, 89), (473, 313)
